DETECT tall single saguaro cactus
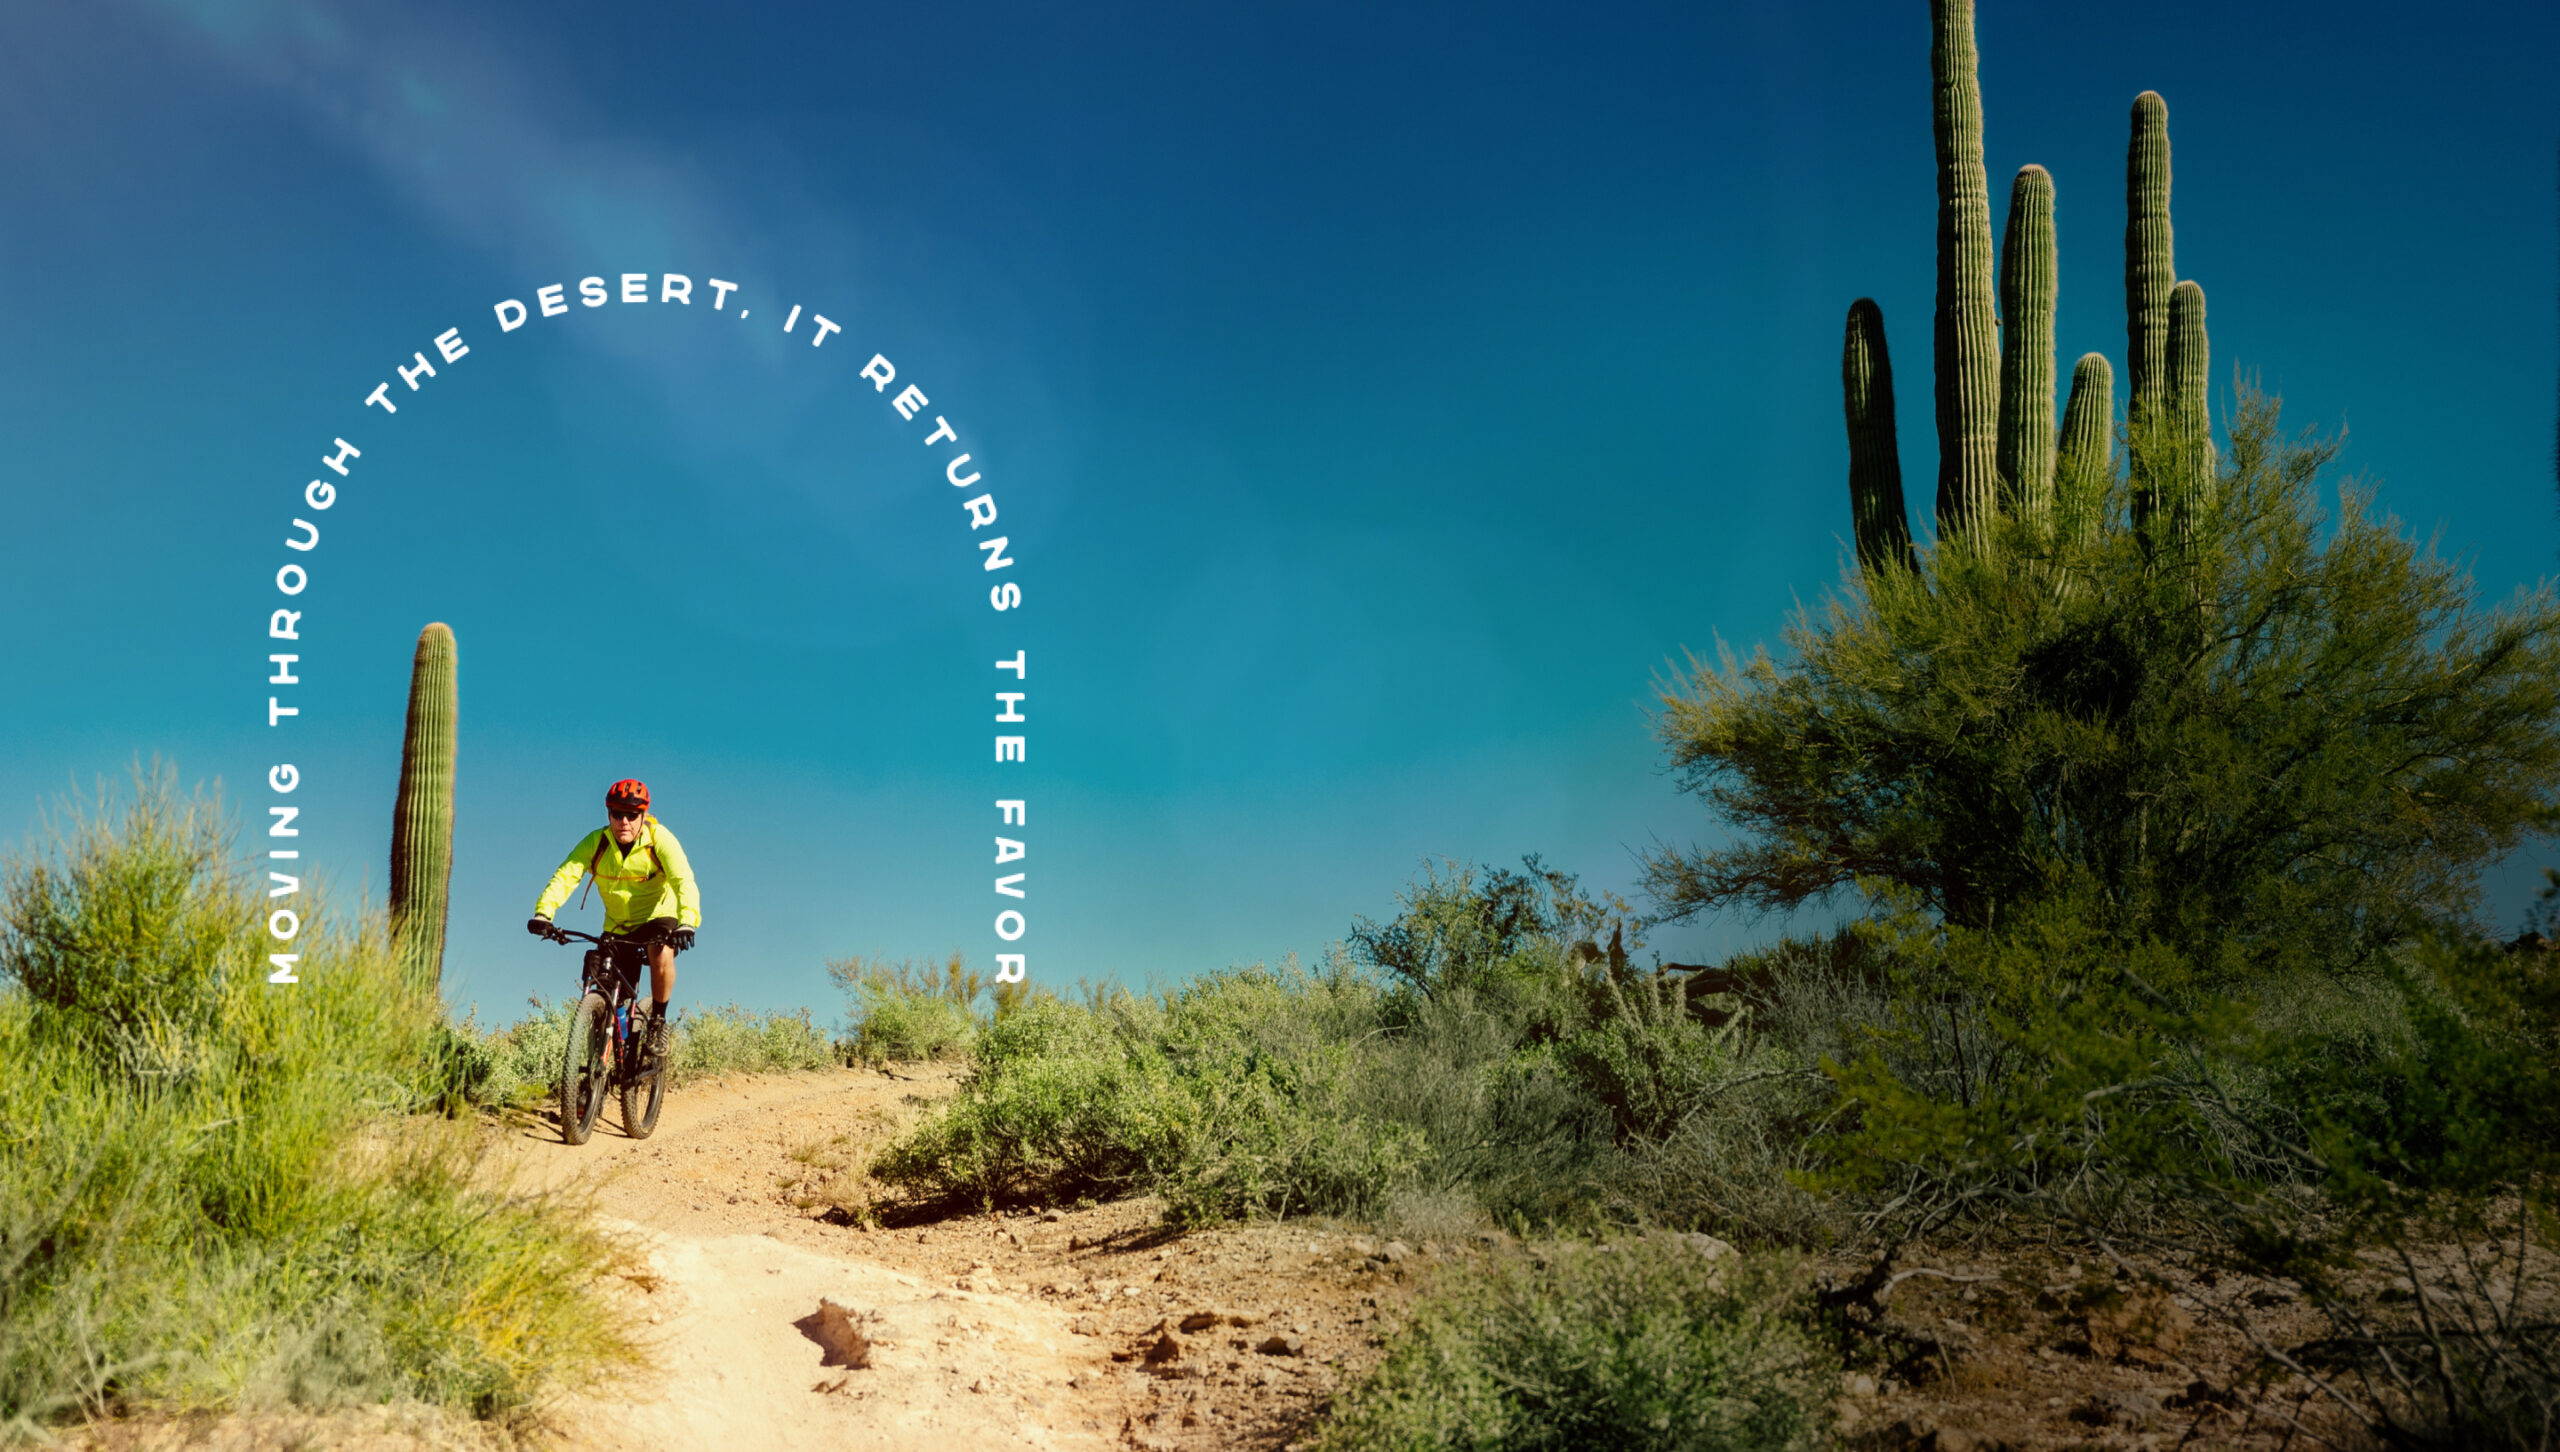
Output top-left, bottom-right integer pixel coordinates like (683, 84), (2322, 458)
(1996, 164), (2057, 526)
(1844, 298), (1915, 573)
(390, 622), (457, 993)
(1930, 0), (2001, 538)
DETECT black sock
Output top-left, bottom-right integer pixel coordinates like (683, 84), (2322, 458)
(651, 998), (670, 1021)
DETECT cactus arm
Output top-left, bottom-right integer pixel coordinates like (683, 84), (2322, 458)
(2054, 352), (2116, 548)
(1844, 298), (1915, 574)
(2124, 91), (2175, 525)
(2165, 279), (2213, 529)
(1996, 164), (2058, 529)
(1930, 0), (2001, 540)
(390, 622), (458, 993)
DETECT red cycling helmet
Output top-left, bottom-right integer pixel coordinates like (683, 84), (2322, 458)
(605, 779), (650, 814)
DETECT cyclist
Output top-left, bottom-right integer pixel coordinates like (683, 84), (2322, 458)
(528, 779), (701, 1065)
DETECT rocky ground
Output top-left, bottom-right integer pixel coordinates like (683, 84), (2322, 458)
(67, 1063), (2373, 1450)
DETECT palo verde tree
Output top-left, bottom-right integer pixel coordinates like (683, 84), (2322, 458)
(1654, 1), (2560, 984)
(1647, 396), (2560, 985)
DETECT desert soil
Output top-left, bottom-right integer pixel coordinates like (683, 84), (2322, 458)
(499, 1063), (1410, 1452)
(69, 1063), (2346, 1452)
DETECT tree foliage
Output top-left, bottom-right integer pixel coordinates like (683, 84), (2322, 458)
(1643, 394), (2560, 1444)
(1645, 393), (2560, 985)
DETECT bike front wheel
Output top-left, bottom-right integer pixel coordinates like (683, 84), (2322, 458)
(621, 1052), (666, 1139)
(559, 992), (610, 1145)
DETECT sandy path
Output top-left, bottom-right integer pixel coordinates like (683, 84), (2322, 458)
(495, 1064), (1421, 1452)
(498, 1067), (1120, 1452)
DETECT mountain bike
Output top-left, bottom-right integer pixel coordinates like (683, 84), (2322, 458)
(541, 924), (674, 1144)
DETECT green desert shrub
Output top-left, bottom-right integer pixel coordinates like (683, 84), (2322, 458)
(876, 964), (1457, 1224)
(1315, 1236), (1838, 1452)
(871, 991), (1197, 1208)
(0, 771), (638, 1433)
(873, 863), (1823, 1238)
(831, 951), (984, 1063)
(2235, 931), (2560, 1451)
(1639, 396), (2560, 1239)
(669, 1001), (835, 1077)
(1580, 994), (1833, 1246)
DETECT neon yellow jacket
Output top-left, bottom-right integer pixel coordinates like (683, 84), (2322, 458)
(533, 816), (702, 933)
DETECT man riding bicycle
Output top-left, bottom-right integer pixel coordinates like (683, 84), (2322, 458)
(528, 779), (701, 1065)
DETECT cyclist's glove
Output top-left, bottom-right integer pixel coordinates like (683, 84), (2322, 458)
(528, 916), (556, 939)
(669, 927), (696, 953)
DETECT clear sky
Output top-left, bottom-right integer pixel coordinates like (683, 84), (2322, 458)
(1, 0), (2554, 1022)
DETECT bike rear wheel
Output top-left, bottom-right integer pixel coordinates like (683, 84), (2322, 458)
(559, 992), (609, 1145)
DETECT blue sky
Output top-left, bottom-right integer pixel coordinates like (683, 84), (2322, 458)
(0, 0), (2554, 1021)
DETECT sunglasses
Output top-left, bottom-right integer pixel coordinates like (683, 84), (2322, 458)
(609, 808), (645, 821)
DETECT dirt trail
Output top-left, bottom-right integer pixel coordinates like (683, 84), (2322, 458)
(495, 1066), (1404, 1452)
(492, 1066), (1106, 1451)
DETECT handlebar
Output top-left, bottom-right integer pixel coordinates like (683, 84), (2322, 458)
(539, 923), (685, 949)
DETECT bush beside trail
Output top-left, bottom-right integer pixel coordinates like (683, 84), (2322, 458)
(0, 774), (639, 1437)
(868, 859), (1832, 1241)
(1314, 1236), (1837, 1452)
(830, 951), (998, 1065)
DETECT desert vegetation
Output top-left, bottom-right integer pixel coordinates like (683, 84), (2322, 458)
(844, 0), (2560, 1440)
(8, 0), (2554, 1446)
(844, 399), (2560, 1444)
(0, 771), (641, 1437)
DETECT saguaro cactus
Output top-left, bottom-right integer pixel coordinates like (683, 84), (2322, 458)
(2125, 91), (2176, 525)
(390, 622), (457, 993)
(1844, 299), (1915, 573)
(1996, 165), (2057, 527)
(2161, 279), (2214, 533)
(1930, 0), (2001, 538)
(1839, 8), (2215, 577)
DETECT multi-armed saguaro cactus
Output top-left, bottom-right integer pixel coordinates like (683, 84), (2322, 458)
(1840, 1), (2210, 573)
(390, 622), (457, 993)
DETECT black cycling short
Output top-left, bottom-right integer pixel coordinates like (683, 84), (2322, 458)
(590, 917), (678, 968)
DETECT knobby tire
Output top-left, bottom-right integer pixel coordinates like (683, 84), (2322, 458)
(622, 1045), (666, 1138)
(560, 991), (609, 1145)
